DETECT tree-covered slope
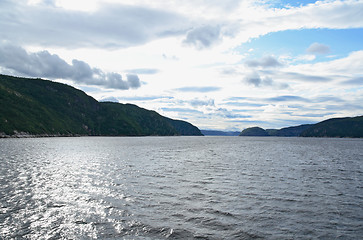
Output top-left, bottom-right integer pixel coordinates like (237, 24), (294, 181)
(239, 117), (363, 138)
(267, 124), (313, 137)
(241, 125), (310, 137)
(166, 118), (202, 136)
(0, 74), (202, 136)
(239, 127), (269, 136)
(300, 116), (363, 138)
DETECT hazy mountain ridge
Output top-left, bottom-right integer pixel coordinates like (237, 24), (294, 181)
(201, 130), (240, 136)
(240, 117), (363, 138)
(0, 74), (202, 137)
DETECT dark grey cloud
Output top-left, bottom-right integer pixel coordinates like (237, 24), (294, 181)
(289, 112), (336, 118)
(188, 99), (215, 107)
(175, 86), (222, 92)
(225, 97), (248, 101)
(0, 0), (187, 49)
(229, 118), (317, 130)
(227, 119), (268, 124)
(163, 103), (252, 121)
(272, 118), (318, 127)
(224, 95), (344, 108)
(187, 0), (241, 13)
(313, 96), (345, 103)
(323, 103), (363, 111)
(245, 56), (283, 68)
(0, 44), (73, 79)
(126, 68), (160, 75)
(283, 72), (331, 82)
(122, 96), (174, 101)
(306, 42), (330, 55)
(126, 74), (141, 88)
(267, 95), (309, 102)
(224, 101), (267, 107)
(340, 77), (363, 85)
(162, 54), (179, 61)
(243, 72), (288, 89)
(161, 107), (203, 114)
(183, 25), (222, 49)
(0, 43), (141, 90)
(99, 96), (119, 103)
(244, 73), (262, 87)
(265, 95), (345, 104)
(223, 95), (344, 107)
(220, 68), (238, 75)
(214, 108), (252, 119)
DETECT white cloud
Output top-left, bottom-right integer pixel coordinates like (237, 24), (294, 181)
(287, 50), (363, 77)
(296, 54), (316, 62)
(2, 0), (362, 52)
(1, 0), (362, 130)
(1, 0), (189, 49)
(224, 0), (363, 49)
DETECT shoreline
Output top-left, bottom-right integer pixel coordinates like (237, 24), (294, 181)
(1, 132), (362, 139)
(0, 132), (199, 138)
(0, 132), (82, 138)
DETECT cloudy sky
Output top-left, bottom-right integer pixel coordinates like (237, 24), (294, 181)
(1, 0), (362, 130)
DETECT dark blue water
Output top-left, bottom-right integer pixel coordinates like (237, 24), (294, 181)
(0, 136), (362, 239)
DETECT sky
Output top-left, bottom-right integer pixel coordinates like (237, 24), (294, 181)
(1, 0), (362, 131)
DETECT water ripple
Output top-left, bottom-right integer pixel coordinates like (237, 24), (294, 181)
(0, 137), (362, 239)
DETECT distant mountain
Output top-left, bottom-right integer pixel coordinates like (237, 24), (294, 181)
(239, 116), (363, 138)
(0, 74), (202, 137)
(300, 116), (363, 138)
(239, 127), (269, 136)
(201, 130), (240, 136)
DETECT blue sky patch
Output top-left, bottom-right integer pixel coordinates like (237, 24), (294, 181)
(239, 28), (363, 64)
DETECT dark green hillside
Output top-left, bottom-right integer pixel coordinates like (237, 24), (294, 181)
(300, 116), (363, 138)
(166, 118), (202, 136)
(243, 124), (311, 137)
(239, 127), (269, 136)
(270, 124), (313, 137)
(238, 117), (363, 138)
(99, 102), (180, 136)
(0, 74), (202, 137)
(0, 75), (100, 135)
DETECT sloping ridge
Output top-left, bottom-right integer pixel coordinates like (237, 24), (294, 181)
(300, 116), (363, 138)
(239, 127), (269, 136)
(0, 74), (202, 137)
(239, 116), (363, 138)
(267, 124), (313, 137)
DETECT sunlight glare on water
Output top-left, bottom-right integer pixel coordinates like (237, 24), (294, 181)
(0, 136), (362, 239)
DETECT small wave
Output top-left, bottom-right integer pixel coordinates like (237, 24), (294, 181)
(214, 209), (238, 218)
(46, 203), (66, 208)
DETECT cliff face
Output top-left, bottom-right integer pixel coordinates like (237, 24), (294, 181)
(0, 74), (202, 137)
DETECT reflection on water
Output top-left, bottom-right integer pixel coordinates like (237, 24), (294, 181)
(0, 137), (362, 239)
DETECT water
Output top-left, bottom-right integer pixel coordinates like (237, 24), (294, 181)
(0, 136), (362, 239)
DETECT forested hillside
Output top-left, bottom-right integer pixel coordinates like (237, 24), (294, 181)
(0, 74), (202, 137)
